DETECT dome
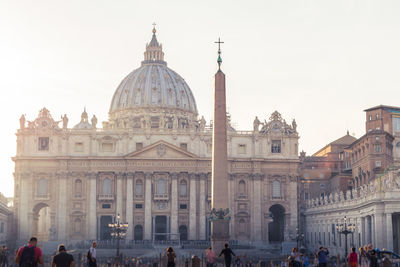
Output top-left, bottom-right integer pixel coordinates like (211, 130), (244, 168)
(109, 28), (198, 117)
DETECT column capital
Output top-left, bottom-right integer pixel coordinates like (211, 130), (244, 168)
(199, 173), (207, 180)
(145, 172), (153, 179)
(116, 172), (126, 179)
(126, 172), (135, 179)
(170, 172), (179, 180)
(86, 172), (98, 179)
(189, 173), (197, 180)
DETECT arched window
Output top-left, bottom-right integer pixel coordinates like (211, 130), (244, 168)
(37, 179), (47, 196)
(102, 178), (112, 195)
(75, 179), (82, 197)
(179, 225), (188, 241)
(134, 225), (143, 240)
(179, 180), (187, 197)
(272, 181), (281, 198)
(156, 178), (166, 195)
(135, 179), (143, 196)
(74, 218), (82, 233)
(238, 180), (246, 196)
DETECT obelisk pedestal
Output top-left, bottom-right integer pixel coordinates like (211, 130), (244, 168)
(210, 46), (230, 254)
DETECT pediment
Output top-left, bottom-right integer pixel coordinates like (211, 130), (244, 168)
(125, 140), (198, 159)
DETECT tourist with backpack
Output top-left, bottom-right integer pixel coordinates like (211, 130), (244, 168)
(87, 241), (97, 267)
(15, 237), (44, 267)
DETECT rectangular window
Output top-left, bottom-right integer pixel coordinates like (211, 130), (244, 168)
(102, 204), (111, 209)
(180, 143), (187, 151)
(394, 117), (400, 133)
(271, 140), (281, 153)
(375, 161), (381, 167)
(179, 204), (187, 209)
(375, 145), (381, 153)
(135, 204), (143, 209)
(150, 116), (159, 128)
(136, 142), (143, 150)
(74, 142), (84, 152)
(101, 142), (114, 152)
(238, 144), (246, 154)
(305, 192), (309, 200)
(38, 137), (49, 151)
(0, 222), (3, 233)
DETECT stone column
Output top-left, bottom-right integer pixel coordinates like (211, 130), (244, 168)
(88, 173), (97, 240)
(372, 214), (375, 245)
(57, 172), (68, 240)
(116, 173), (124, 218)
(386, 213), (393, 251)
(253, 174), (262, 242)
(18, 173), (30, 240)
(189, 174), (197, 240)
(374, 213), (385, 249)
(170, 173), (179, 239)
(126, 173), (134, 240)
(361, 217), (366, 245)
(199, 175), (206, 240)
(144, 173), (152, 240)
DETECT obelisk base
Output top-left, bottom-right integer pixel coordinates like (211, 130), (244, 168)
(211, 219), (230, 255)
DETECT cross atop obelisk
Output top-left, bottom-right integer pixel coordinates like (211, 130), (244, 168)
(214, 38), (224, 69)
(210, 38), (230, 254)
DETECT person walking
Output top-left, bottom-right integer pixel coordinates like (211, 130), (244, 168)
(87, 241), (97, 267)
(0, 246), (9, 267)
(219, 243), (236, 267)
(290, 247), (301, 267)
(15, 237), (44, 267)
(359, 246), (369, 267)
(366, 244), (377, 267)
(317, 247), (328, 267)
(206, 247), (215, 267)
(166, 247), (176, 267)
(51, 244), (74, 267)
(348, 247), (358, 267)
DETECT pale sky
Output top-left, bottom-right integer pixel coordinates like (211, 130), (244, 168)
(1, 0), (400, 197)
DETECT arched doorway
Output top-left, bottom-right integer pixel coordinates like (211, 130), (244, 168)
(134, 225), (143, 240)
(179, 225), (187, 241)
(268, 204), (285, 243)
(32, 203), (52, 241)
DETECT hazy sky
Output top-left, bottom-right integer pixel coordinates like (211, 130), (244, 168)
(1, 0), (400, 197)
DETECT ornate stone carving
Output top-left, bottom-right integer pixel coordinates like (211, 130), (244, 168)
(259, 111), (297, 135)
(157, 144), (166, 157)
(91, 115), (97, 129)
(253, 116), (260, 132)
(61, 114), (68, 129)
(209, 208), (231, 221)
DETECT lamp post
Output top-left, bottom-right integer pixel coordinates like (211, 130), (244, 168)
(336, 216), (355, 260)
(108, 214), (129, 258)
(289, 228), (304, 249)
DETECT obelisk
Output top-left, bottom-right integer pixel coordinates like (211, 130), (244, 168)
(210, 38), (230, 254)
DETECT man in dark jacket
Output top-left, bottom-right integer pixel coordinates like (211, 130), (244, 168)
(51, 245), (74, 267)
(219, 244), (236, 267)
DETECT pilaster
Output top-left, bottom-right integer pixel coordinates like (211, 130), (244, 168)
(87, 172), (97, 240)
(126, 173), (134, 240)
(170, 173), (179, 239)
(144, 172), (152, 240)
(57, 172), (68, 240)
(189, 173), (197, 240)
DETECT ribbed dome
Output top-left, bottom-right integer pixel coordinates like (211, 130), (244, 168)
(109, 29), (198, 116)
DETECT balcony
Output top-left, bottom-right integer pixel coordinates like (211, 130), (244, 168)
(153, 194), (169, 201)
(98, 194), (114, 201)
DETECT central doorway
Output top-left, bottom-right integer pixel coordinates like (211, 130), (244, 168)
(268, 204), (285, 242)
(155, 216), (167, 240)
(100, 216), (112, 240)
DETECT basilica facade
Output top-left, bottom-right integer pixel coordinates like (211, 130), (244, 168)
(13, 28), (300, 244)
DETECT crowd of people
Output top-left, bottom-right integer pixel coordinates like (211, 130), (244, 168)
(2, 236), (395, 267)
(287, 243), (386, 267)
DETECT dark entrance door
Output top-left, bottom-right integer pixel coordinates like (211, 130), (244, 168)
(100, 216), (112, 240)
(268, 204), (285, 242)
(155, 216), (167, 240)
